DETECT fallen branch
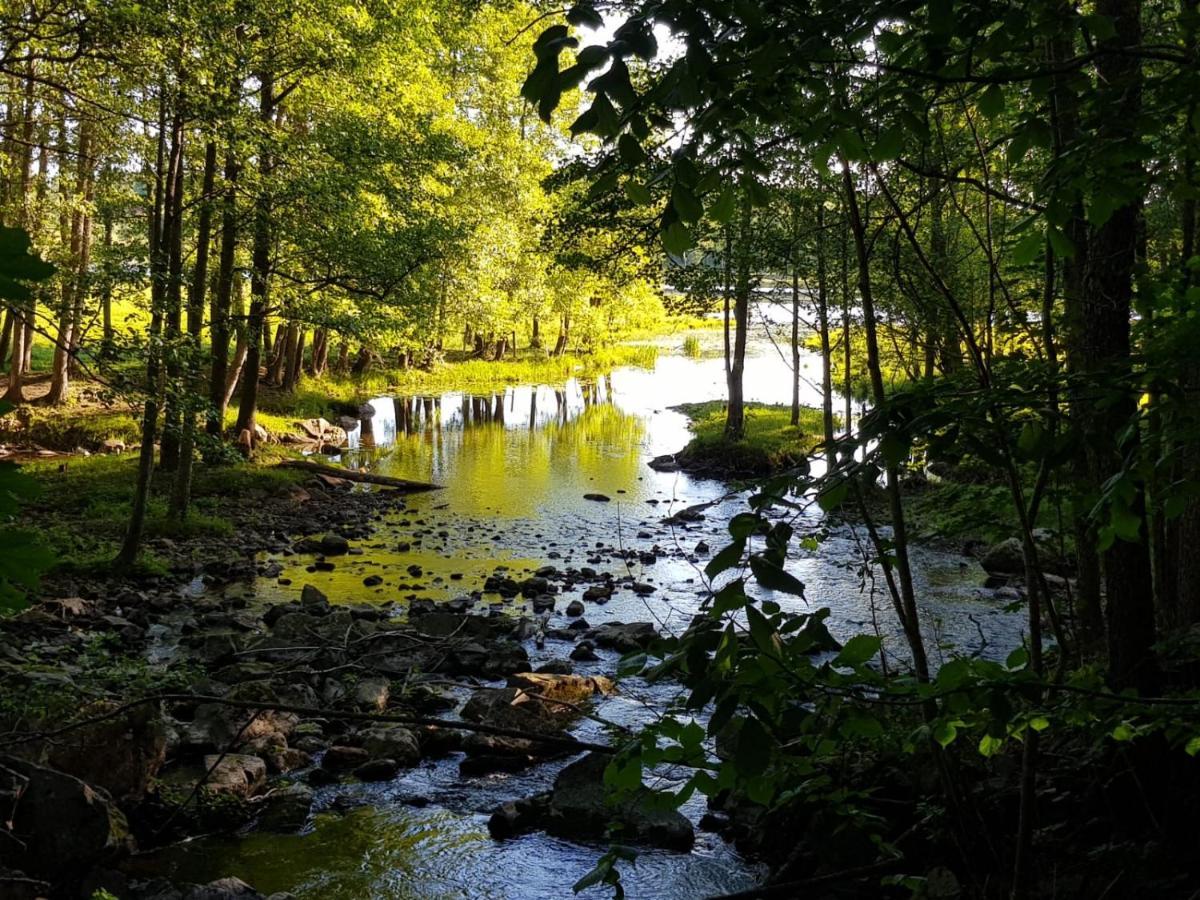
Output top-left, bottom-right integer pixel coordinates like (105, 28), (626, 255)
(277, 459), (442, 491)
(4, 693), (615, 755)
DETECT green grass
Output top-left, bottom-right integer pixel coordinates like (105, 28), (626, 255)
(21, 451), (304, 568)
(675, 401), (830, 477)
(903, 474), (1070, 548)
(0, 402), (143, 450)
(682, 335), (703, 358)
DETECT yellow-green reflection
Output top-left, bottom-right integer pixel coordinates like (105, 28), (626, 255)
(128, 808), (493, 900)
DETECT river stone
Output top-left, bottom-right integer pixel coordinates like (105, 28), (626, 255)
(204, 754), (267, 798)
(565, 599), (585, 617)
(0, 756), (134, 880)
(460, 687), (562, 734)
(585, 622), (658, 652)
(544, 752), (694, 850)
(182, 877), (266, 899)
(353, 677), (390, 711)
(582, 584), (612, 603)
(354, 758), (399, 781)
(570, 641), (599, 662)
(979, 537), (1024, 575)
(583, 493), (611, 502)
(321, 745), (369, 771)
(358, 725), (421, 766)
(257, 783), (313, 832)
(45, 700), (167, 804)
(318, 534), (350, 556)
(445, 639), (529, 679)
(535, 660), (574, 675)
(506, 672), (615, 705)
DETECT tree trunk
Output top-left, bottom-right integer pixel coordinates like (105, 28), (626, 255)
(815, 202), (835, 464)
(158, 111), (187, 471)
(234, 68), (275, 447)
(116, 90), (175, 568)
(207, 145), (239, 437)
(169, 138), (218, 519)
(1082, 0), (1156, 691)
(725, 188), (750, 439)
(843, 162), (931, 682)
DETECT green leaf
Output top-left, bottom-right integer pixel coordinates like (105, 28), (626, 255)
(710, 186), (736, 224)
(671, 183), (704, 223)
(978, 734), (1004, 757)
(618, 133), (647, 166)
(617, 651), (648, 676)
(872, 125), (905, 162)
(662, 220), (693, 255)
(834, 634), (881, 667)
(735, 716), (773, 776)
(1011, 230), (1044, 266)
(748, 555), (806, 596)
(566, 4), (604, 30)
(977, 84), (1005, 119)
(817, 480), (849, 512)
(1081, 12), (1117, 40)
(705, 539), (745, 578)
(932, 719), (959, 747)
(624, 181), (652, 206)
(1185, 735), (1200, 756)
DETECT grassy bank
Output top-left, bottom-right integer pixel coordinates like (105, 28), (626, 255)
(674, 401), (830, 478)
(21, 450), (304, 571)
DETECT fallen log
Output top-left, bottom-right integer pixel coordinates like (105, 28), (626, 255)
(276, 459), (441, 492)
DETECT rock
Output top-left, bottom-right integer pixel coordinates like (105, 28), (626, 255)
(257, 783), (313, 832)
(353, 677), (390, 712)
(530, 595), (555, 613)
(506, 672), (615, 705)
(487, 795), (549, 839)
(695, 541), (710, 556)
(979, 538), (1024, 576)
(362, 574), (383, 587)
(585, 622), (658, 652)
(263, 747), (312, 774)
(565, 599), (585, 617)
(358, 725), (421, 767)
(0, 756), (134, 880)
(45, 700), (166, 804)
(647, 454), (680, 472)
(445, 639), (529, 679)
(204, 754), (267, 798)
(101, 438), (126, 454)
(543, 752), (694, 850)
(305, 767), (338, 787)
(318, 534), (350, 556)
(460, 687), (561, 734)
(321, 745), (369, 771)
(353, 758), (399, 781)
(535, 660), (574, 675)
(631, 582), (655, 595)
(183, 877), (265, 900)
(583, 493), (611, 502)
(582, 584), (612, 603)
(0, 871), (52, 900)
(520, 576), (551, 595)
(300, 584), (331, 612)
(570, 641), (599, 662)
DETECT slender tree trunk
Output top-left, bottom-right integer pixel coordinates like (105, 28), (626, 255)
(116, 89), (175, 568)
(100, 214), (113, 353)
(207, 146), (239, 437)
(725, 189), (751, 439)
(842, 162), (930, 682)
(169, 138), (217, 519)
(235, 68), (275, 447)
(158, 112), (187, 471)
(790, 205), (802, 427)
(815, 202), (835, 463)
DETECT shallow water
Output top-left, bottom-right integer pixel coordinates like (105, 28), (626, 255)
(139, 312), (1026, 898)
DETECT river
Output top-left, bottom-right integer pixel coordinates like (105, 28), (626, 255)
(137, 309), (1026, 899)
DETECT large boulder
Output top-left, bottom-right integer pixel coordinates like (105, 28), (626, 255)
(506, 672), (615, 706)
(256, 783), (313, 833)
(44, 700), (167, 804)
(979, 537), (1025, 576)
(0, 756), (134, 881)
(203, 754), (267, 798)
(584, 622), (658, 652)
(543, 752), (694, 850)
(357, 725), (421, 767)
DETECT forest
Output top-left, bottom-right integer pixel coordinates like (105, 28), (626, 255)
(1, 0), (1199, 898)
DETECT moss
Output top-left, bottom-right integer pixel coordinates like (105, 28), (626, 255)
(675, 401), (830, 478)
(0, 402), (143, 451)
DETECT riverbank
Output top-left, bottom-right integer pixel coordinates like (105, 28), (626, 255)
(662, 400), (829, 479)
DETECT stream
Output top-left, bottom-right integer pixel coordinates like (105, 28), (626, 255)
(136, 309), (1027, 899)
